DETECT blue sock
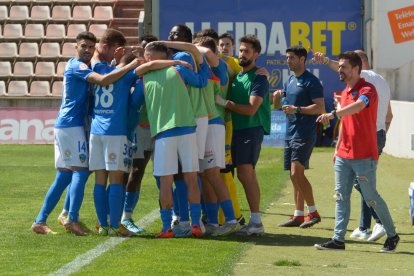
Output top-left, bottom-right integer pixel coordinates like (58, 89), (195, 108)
(63, 183), (71, 212)
(189, 203), (201, 226)
(154, 176), (160, 190)
(108, 184), (124, 228)
(175, 179), (189, 222)
(106, 184), (111, 218)
(35, 170), (73, 223)
(160, 209), (172, 232)
(205, 202), (219, 225)
(220, 200), (236, 222)
(124, 191), (139, 213)
(93, 184), (108, 227)
(68, 169), (89, 222)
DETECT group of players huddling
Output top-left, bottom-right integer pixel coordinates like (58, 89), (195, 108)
(31, 24), (271, 238)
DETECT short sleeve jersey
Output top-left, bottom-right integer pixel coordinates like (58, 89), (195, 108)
(91, 61), (137, 136)
(230, 67), (271, 134)
(283, 70), (324, 140)
(54, 58), (94, 128)
(337, 78), (378, 160)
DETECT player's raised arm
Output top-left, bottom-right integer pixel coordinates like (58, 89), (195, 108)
(87, 58), (139, 86)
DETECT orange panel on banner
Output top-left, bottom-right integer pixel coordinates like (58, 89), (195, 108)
(388, 5), (414, 44)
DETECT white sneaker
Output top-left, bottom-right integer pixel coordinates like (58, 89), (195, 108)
(212, 222), (241, 237)
(368, 223), (386, 241)
(349, 228), (370, 240)
(238, 222), (264, 236)
(204, 224), (219, 236)
(172, 221), (191, 238)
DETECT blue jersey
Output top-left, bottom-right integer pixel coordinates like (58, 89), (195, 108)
(55, 58), (94, 128)
(91, 61), (138, 135)
(211, 59), (228, 86)
(283, 70), (324, 140)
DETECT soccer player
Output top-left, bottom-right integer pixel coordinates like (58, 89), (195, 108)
(273, 46), (324, 228)
(191, 36), (241, 236)
(121, 35), (159, 235)
(90, 30), (194, 236)
(218, 33), (243, 79)
(216, 35), (271, 236)
(133, 41), (209, 238)
(31, 31), (138, 235)
(167, 24), (209, 234)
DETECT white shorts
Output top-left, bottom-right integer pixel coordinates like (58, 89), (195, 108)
(153, 133), (199, 176)
(199, 123), (225, 171)
(54, 127), (89, 169)
(196, 117), (208, 159)
(132, 125), (154, 159)
(89, 134), (133, 172)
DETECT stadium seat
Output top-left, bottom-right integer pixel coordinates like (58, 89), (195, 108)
(31, 6), (51, 21)
(8, 81), (28, 96)
(30, 81), (51, 96)
(46, 24), (66, 39)
(40, 43), (61, 59)
(3, 24), (23, 39)
(19, 43), (39, 59)
(62, 43), (77, 58)
(0, 81), (6, 96)
(0, 62), (12, 79)
(25, 24), (45, 39)
(73, 6), (92, 21)
(35, 62), (55, 77)
(52, 6), (71, 21)
(89, 24), (107, 39)
(93, 6), (113, 21)
(9, 5), (29, 21)
(67, 24), (87, 39)
(56, 61), (67, 76)
(13, 62), (34, 77)
(0, 43), (18, 59)
(0, 5), (8, 21)
(52, 81), (63, 97)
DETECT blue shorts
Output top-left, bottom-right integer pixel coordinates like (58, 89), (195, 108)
(284, 137), (315, 170)
(232, 126), (264, 167)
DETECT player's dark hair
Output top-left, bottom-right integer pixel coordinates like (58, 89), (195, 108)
(196, 36), (217, 54)
(339, 51), (362, 74)
(100, 28), (127, 47)
(138, 34), (158, 45)
(145, 41), (169, 58)
(76, 31), (97, 43)
(240, 35), (261, 54)
(286, 45), (308, 62)
(196, 28), (219, 43)
(174, 24), (193, 42)
(218, 33), (235, 45)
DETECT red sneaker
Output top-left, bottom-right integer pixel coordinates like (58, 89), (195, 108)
(300, 211), (321, 228)
(191, 225), (203, 238)
(278, 216), (304, 227)
(155, 228), (174, 238)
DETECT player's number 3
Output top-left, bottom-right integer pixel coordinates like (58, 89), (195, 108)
(94, 84), (114, 108)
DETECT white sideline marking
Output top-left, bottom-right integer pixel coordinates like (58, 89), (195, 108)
(49, 209), (159, 276)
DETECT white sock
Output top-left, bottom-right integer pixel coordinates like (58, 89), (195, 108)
(294, 210), (305, 217)
(121, 212), (132, 221)
(307, 205), (317, 213)
(60, 210), (68, 217)
(250, 212), (261, 224)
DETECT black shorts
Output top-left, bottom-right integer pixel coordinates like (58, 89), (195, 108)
(284, 137), (316, 170)
(232, 126), (264, 167)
